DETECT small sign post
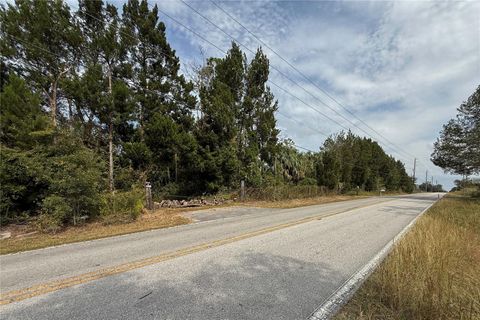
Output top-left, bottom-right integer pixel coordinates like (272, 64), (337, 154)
(145, 181), (153, 210)
(240, 180), (245, 202)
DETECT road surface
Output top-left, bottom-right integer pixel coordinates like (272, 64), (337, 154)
(0, 193), (441, 319)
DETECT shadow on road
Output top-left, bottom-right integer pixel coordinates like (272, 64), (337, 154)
(2, 252), (341, 320)
(382, 193), (442, 202)
(378, 205), (427, 216)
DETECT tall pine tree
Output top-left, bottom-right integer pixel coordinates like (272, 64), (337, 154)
(121, 0), (197, 192)
(0, 0), (81, 127)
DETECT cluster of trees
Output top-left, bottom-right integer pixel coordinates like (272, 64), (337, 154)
(418, 182), (445, 193)
(449, 178), (480, 192)
(0, 0), (413, 227)
(432, 86), (479, 176)
(315, 132), (414, 192)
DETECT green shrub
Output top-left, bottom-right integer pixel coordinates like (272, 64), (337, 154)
(155, 182), (181, 199)
(36, 194), (71, 232)
(244, 184), (328, 201)
(114, 166), (139, 191)
(298, 177), (317, 186)
(40, 133), (104, 226)
(34, 212), (63, 233)
(100, 189), (144, 224)
(344, 190), (359, 196)
(0, 146), (50, 224)
(1, 130), (105, 227)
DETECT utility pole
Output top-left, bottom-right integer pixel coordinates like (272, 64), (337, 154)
(240, 180), (245, 201)
(425, 170), (428, 192)
(412, 158), (416, 186)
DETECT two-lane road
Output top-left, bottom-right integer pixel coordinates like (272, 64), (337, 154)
(0, 193), (441, 319)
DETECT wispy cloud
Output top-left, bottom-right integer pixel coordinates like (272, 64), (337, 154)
(157, 0), (479, 188)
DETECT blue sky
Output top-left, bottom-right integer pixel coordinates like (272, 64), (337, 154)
(150, 0), (478, 190)
(8, 0), (479, 189)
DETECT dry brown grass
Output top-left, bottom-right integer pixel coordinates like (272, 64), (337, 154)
(0, 210), (190, 255)
(335, 194), (480, 320)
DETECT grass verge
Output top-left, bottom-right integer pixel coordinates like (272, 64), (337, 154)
(0, 210), (190, 255)
(334, 193), (480, 320)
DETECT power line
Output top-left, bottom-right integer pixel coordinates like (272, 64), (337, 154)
(162, 3), (345, 131)
(76, 1), (415, 166)
(6, 3), (421, 167)
(210, 0), (419, 162)
(153, 1), (417, 166)
(34, 4), (323, 154)
(152, 6), (341, 149)
(277, 111), (329, 138)
(179, 0), (350, 129)
(294, 144), (316, 153)
(4, 7), (429, 197)
(8, 27), (416, 169)
(5, 12), (316, 157)
(177, 0), (417, 165)
(142, 3), (393, 158)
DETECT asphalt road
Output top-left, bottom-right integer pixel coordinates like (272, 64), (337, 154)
(0, 193), (441, 319)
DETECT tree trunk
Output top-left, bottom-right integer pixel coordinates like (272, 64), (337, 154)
(174, 152), (178, 182)
(139, 81), (147, 142)
(108, 68), (114, 193)
(67, 98), (74, 124)
(139, 103), (144, 142)
(109, 116), (114, 193)
(50, 79), (58, 127)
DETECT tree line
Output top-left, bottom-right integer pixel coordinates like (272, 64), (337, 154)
(0, 0), (413, 228)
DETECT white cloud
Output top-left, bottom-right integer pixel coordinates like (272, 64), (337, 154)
(159, 0), (479, 189)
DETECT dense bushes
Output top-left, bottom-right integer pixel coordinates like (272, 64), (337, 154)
(0, 147), (44, 223)
(0, 69), (145, 230)
(40, 134), (104, 222)
(100, 189), (144, 224)
(0, 130), (105, 227)
(243, 185), (329, 201)
(0, 133), (144, 230)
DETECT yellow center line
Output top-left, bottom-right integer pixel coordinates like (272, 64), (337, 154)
(0, 199), (392, 306)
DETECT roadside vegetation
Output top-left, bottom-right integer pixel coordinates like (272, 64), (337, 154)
(0, 0), (415, 235)
(0, 208), (190, 255)
(331, 65), (480, 319)
(335, 188), (480, 320)
(1, 190), (394, 254)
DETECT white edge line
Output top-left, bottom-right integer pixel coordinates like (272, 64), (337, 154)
(308, 193), (443, 320)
